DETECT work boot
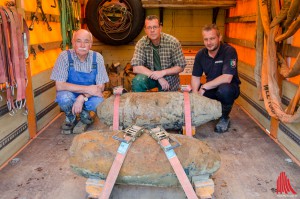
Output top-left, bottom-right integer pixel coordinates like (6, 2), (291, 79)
(61, 114), (76, 130)
(80, 110), (94, 125)
(214, 117), (230, 133)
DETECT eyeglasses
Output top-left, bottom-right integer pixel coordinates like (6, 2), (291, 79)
(75, 39), (91, 45)
(145, 26), (160, 30)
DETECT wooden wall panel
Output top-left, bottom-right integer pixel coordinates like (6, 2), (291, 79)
(227, 0), (300, 162)
(225, 23), (256, 41)
(92, 45), (136, 68)
(282, 81), (299, 103)
(36, 105), (60, 132)
(236, 97), (270, 131)
(23, 0), (60, 14)
(34, 88), (56, 113)
(32, 70), (60, 131)
(0, 112), (28, 140)
(237, 62), (271, 133)
(163, 9), (225, 42)
(24, 0), (62, 75)
(277, 131), (300, 161)
(239, 82), (267, 116)
(0, 0), (31, 166)
(0, 131), (29, 166)
(281, 81), (300, 136)
(286, 30), (300, 85)
(32, 69), (53, 90)
(228, 0), (257, 16)
(231, 44), (256, 66)
(28, 23), (62, 44)
(292, 31), (300, 46)
(141, 0), (236, 8)
(0, 111), (29, 167)
(30, 48), (62, 76)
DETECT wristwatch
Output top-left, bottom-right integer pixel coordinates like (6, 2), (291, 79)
(82, 94), (88, 102)
(200, 86), (207, 91)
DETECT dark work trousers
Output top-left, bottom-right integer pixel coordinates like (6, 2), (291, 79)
(202, 83), (240, 118)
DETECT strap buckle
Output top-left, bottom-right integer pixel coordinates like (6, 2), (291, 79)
(7, 100), (16, 116)
(15, 99), (26, 109)
(149, 126), (181, 151)
(180, 85), (192, 92)
(113, 125), (144, 144)
(113, 86), (127, 95)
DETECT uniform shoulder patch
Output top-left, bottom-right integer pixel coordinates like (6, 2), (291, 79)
(230, 59), (236, 68)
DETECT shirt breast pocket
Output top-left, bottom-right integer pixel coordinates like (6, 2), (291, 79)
(161, 51), (172, 68)
(212, 63), (223, 76)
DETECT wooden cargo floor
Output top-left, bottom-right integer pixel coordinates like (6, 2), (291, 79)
(0, 104), (300, 199)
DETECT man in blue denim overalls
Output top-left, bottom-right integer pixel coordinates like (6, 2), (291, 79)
(51, 29), (109, 131)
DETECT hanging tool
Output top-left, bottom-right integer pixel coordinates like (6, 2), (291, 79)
(51, 0), (57, 8)
(29, 12), (38, 31)
(38, 44), (45, 52)
(29, 0), (52, 31)
(58, 0), (81, 49)
(30, 46), (36, 60)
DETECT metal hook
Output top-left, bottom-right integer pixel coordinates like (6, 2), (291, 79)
(30, 46), (37, 60)
(29, 12), (39, 31)
(9, 109), (15, 116)
(22, 99), (26, 108)
(15, 100), (23, 109)
(51, 0), (57, 8)
(23, 108), (28, 116)
(11, 85), (14, 96)
(7, 100), (12, 111)
(5, 1), (15, 7)
(38, 44), (45, 52)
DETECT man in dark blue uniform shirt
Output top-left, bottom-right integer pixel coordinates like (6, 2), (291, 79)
(191, 24), (241, 133)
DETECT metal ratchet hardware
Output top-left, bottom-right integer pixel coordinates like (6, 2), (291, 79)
(149, 126), (181, 151)
(113, 125), (144, 144)
(113, 86), (127, 95)
(29, 0), (52, 31)
(180, 84), (192, 92)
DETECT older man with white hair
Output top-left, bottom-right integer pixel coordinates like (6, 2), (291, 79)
(51, 29), (109, 131)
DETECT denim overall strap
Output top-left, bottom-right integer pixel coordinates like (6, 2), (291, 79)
(92, 51), (97, 69)
(67, 50), (74, 68)
(66, 51), (97, 86)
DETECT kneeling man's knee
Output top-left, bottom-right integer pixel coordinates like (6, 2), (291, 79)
(132, 74), (149, 92)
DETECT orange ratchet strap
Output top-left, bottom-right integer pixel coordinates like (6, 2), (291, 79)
(181, 85), (193, 137)
(99, 125), (144, 199)
(149, 126), (198, 199)
(112, 86), (126, 130)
